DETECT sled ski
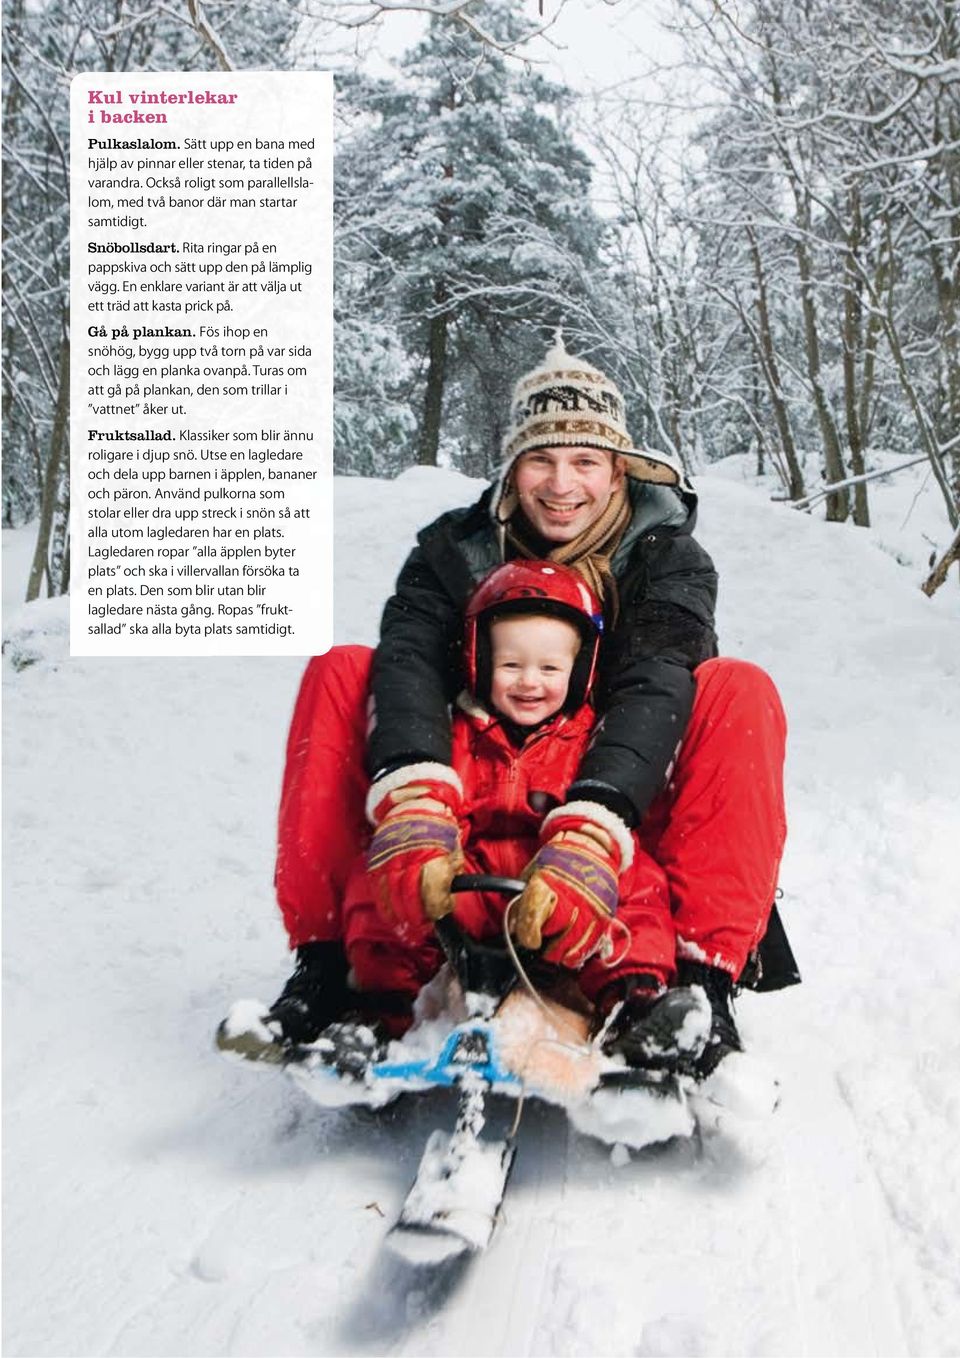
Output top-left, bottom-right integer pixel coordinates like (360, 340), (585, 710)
(386, 1070), (516, 1264)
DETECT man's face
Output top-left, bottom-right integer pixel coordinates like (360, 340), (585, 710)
(512, 446), (625, 543)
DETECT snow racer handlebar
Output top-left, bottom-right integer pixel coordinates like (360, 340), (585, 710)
(449, 873), (527, 897)
(435, 874), (534, 1000)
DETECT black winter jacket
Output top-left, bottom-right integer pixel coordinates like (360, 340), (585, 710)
(367, 479), (718, 827)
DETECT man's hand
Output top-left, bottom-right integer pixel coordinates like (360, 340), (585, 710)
(366, 765), (464, 939)
(511, 803), (634, 967)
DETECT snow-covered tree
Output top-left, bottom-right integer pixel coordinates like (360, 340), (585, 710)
(1, 0), (298, 597)
(332, 2), (610, 476)
(586, 0), (959, 537)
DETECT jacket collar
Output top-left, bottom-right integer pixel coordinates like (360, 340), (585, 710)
(455, 692), (594, 747)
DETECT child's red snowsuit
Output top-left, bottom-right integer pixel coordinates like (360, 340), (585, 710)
(342, 695), (677, 1007)
(276, 646), (788, 992)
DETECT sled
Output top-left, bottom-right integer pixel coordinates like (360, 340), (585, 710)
(219, 875), (710, 1262)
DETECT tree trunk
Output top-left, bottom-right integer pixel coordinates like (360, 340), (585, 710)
(417, 290), (448, 467)
(416, 91), (455, 471)
(748, 228), (805, 500)
(841, 185), (870, 527)
(26, 328), (69, 601)
(765, 64), (842, 512)
(794, 229), (849, 522)
(752, 367), (766, 476)
(49, 437), (71, 594)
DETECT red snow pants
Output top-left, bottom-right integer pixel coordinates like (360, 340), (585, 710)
(274, 646), (787, 985)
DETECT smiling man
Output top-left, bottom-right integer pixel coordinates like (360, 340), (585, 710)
(252, 338), (790, 1085)
(511, 445), (624, 541)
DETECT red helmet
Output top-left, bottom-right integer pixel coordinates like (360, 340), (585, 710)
(464, 560), (604, 713)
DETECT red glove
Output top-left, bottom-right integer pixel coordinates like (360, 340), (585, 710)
(511, 802), (634, 968)
(365, 765), (464, 941)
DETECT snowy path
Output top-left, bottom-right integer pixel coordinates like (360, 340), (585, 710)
(4, 465), (959, 1356)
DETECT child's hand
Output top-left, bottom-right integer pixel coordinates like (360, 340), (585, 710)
(365, 765), (464, 940)
(511, 803), (634, 967)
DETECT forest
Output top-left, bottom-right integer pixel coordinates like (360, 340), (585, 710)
(3, 0), (958, 597)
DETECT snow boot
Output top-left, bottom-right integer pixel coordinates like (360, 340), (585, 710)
(290, 987), (419, 1081)
(266, 940), (353, 1044)
(216, 941), (353, 1063)
(675, 960), (743, 1079)
(312, 1019), (390, 1079)
(600, 974), (712, 1076)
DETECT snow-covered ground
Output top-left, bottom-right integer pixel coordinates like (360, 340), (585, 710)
(3, 461), (959, 1357)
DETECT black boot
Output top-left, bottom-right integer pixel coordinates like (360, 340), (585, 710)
(676, 960), (743, 1079)
(266, 941), (352, 1044)
(216, 941), (352, 1063)
(600, 974), (711, 1076)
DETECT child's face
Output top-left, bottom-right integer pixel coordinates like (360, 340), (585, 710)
(488, 614), (580, 726)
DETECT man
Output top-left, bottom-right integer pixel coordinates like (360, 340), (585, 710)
(263, 338), (788, 1078)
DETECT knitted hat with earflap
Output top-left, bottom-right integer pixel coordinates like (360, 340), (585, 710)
(492, 333), (690, 524)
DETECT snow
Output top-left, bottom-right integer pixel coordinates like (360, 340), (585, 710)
(609, 1142), (631, 1169)
(4, 460), (960, 1356)
(569, 1081), (696, 1150)
(2, 593), (70, 671)
(2, 521), (37, 615)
